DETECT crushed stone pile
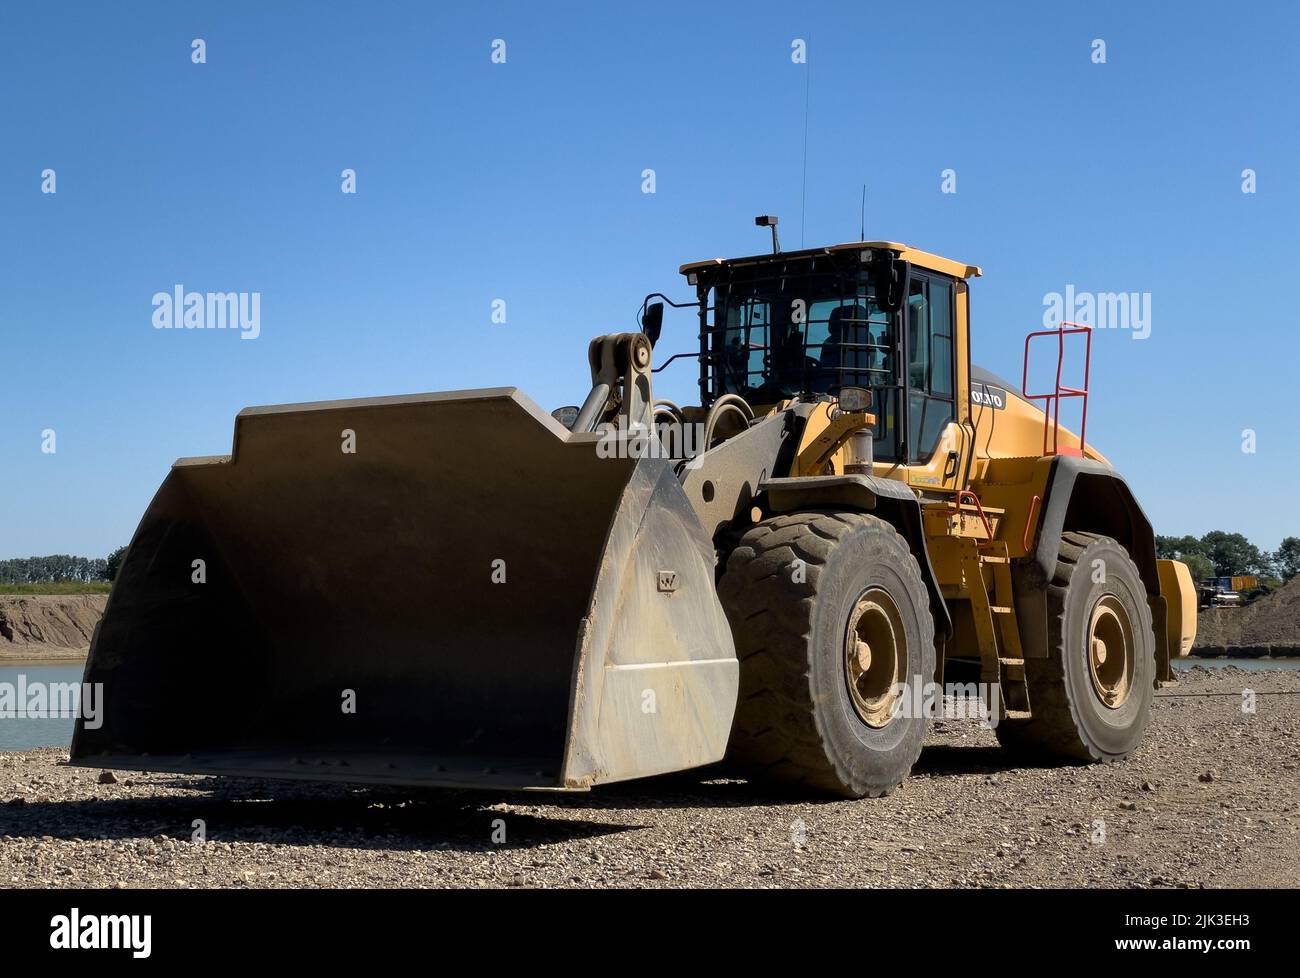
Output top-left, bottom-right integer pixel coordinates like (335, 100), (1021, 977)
(1195, 575), (1300, 654)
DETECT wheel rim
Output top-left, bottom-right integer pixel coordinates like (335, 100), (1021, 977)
(1087, 595), (1134, 709)
(844, 587), (907, 728)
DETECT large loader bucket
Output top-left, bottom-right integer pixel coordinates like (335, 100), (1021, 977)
(71, 389), (738, 790)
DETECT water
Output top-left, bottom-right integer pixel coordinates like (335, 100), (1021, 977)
(0, 663), (85, 751)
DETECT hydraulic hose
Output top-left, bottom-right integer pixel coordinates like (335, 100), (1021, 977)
(702, 393), (755, 449)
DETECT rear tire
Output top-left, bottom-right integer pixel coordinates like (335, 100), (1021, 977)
(997, 532), (1156, 762)
(719, 511), (935, 798)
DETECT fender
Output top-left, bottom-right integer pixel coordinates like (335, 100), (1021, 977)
(1020, 456), (1173, 679)
(758, 474), (954, 640)
(1031, 457), (1159, 595)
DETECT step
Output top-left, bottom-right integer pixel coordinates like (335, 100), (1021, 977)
(999, 658), (1026, 680)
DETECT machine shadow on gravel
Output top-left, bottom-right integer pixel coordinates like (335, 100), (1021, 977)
(911, 744), (1063, 777)
(482, 740), (1052, 811)
(4, 780), (644, 852)
(11, 735), (1064, 853)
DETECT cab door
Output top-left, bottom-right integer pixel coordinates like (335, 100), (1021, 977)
(903, 271), (965, 492)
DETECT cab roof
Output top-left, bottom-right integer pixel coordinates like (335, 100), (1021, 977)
(679, 240), (982, 281)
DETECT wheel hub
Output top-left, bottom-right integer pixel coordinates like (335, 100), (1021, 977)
(1087, 595), (1134, 709)
(844, 588), (907, 728)
(855, 639), (872, 672)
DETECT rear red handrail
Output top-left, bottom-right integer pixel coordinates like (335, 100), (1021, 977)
(1022, 494), (1041, 554)
(1022, 322), (1092, 457)
(951, 489), (994, 547)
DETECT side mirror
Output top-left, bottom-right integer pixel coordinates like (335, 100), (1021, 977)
(640, 302), (664, 348)
(871, 258), (910, 313)
(550, 406), (580, 430)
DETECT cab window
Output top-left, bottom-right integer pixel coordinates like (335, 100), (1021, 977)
(906, 274), (956, 462)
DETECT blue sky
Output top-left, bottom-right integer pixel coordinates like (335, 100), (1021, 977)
(1, 0), (1297, 559)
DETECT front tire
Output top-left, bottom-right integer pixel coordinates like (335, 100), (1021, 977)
(997, 532), (1156, 762)
(719, 511), (936, 798)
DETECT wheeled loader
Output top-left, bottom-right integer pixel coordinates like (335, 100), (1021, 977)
(72, 226), (1198, 798)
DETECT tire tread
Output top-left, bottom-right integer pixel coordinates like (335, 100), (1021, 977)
(997, 532), (1154, 762)
(720, 510), (930, 797)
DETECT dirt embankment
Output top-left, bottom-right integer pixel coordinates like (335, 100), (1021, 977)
(0, 595), (105, 660)
(1196, 576), (1300, 655)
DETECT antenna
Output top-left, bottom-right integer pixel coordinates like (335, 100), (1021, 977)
(860, 184), (866, 241)
(800, 35), (811, 248)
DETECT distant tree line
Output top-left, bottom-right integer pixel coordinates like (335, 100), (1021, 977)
(5, 536), (1297, 589)
(1156, 532), (1300, 584)
(0, 547), (127, 584)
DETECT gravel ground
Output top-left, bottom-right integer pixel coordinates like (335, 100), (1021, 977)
(3, 667), (1298, 889)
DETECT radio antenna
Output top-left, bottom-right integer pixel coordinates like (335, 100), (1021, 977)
(800, 35), (811, 248)
(859, 184), (866, 241)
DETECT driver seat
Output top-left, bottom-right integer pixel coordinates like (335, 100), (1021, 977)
(819, 304), (870, 387)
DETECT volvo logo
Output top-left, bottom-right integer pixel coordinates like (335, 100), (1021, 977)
(972, 383), (1007, 410)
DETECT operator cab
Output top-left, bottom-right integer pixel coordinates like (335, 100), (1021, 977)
(679, 240), (980, 465)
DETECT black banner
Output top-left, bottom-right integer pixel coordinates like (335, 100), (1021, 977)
(0, 888), (1278, 964)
